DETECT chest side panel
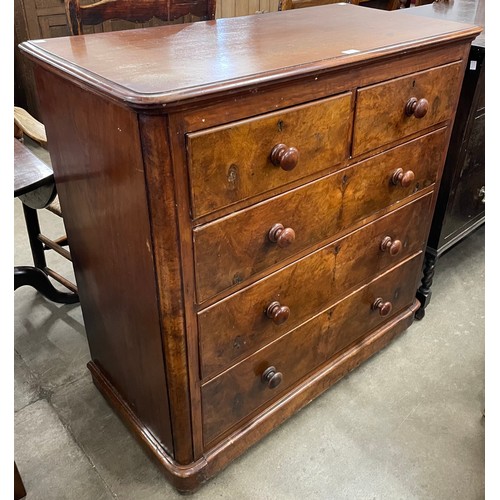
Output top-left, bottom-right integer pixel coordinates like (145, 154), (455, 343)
(33, 67), (174, 455)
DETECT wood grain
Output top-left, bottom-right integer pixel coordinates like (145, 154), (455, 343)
(198, 193), (432, 379)
(33, 66), (175, 455)
(193, 127), (447, 302)
(353, 61), (462, 155)
(187, 93), (351, 218)
(19, 4), (480, 108)
(22, 5), (478, 490)
(201, 253), (422, 445)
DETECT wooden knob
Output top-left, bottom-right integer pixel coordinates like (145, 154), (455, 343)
(391, 168), (415, 188)
(372, 298), (393, 317)
(405, 97), (429, 118)
(262, 366), (283, 389)
(380, 236), (402, 256)
(266, 301), (290, 325)
(268, 223), (296, 248)
(270, 143), (299, 171)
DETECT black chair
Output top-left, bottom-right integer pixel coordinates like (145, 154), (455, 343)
(14, 131), (78, 304)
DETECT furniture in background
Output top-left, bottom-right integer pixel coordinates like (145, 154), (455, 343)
(400, 0), (436, 7)
(14, 114), (78, 304)
(65, 0), (215, 35)
(14, 0), (217, 119)
(15, 0), (217, 297)
(398, 0), (485, 319)
(20, 3), (479, 492)
(279, 0), (402, 10)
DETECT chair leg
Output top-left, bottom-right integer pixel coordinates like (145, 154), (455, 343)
(14, 266), (79, 304)
(22, 204), (47, 269)
(20, 204), (79, 303)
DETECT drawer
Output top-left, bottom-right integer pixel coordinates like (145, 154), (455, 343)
(198, 193), (432, 379)
(194, 127), (446, 303)
(353, 61), (462, 156)
(187, 93), (352, 219)
(201, 253), (422, 445)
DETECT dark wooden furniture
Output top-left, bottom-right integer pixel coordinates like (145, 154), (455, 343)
(20, 4), (479, 492)
(14, 135), (78, 303)
(14, 0), (217, 119)
(65, 0), (216, 35)
(14, 463), (26, 500)
(398, 0), (485, 319)
(278, 0), (402, 10)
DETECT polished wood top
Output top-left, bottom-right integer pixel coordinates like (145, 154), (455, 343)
(398, 0), (484, 48)
(19, 3), (481, 108)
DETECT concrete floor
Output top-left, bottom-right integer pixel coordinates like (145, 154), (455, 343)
(14, 141), (485, 499)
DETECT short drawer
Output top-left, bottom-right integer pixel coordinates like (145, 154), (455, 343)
(353, 61), (462, 156)
(194, 127), (446, 303)
(187, 93), (352, 219)
(198, 192), (432, 379)
(201, 253), (422, 446)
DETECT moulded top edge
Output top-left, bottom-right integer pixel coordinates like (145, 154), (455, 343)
(19, 4), (481, 108)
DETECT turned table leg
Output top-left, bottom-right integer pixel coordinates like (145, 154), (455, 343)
(415, 252), (436, 320)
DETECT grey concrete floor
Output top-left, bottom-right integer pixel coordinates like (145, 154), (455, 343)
(14, 140), (485, 499)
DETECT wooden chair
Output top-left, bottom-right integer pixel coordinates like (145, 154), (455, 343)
(65, 0), (216, 35)
(279, 0), (404, 10)
(14, 111), (79, 303)
(15, 2), (218, 301)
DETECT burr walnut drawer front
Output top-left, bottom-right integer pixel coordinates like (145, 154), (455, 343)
(193, 127), (447, 303)
(352, 61), (462, 157)
(198, 192), (432, 379)
(201, 253), (422, 446)
(186, 93), (352, 219)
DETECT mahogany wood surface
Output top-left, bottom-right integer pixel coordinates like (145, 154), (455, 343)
(187, 93), (351, 218)
(19, 4), (479, 108)
(33, 67), (175, 455)
(193, 127), (446, 302)
(353, 61), (462, 155)
(198, 193), (433, 379)
(201, 254), (422, 445)
(20, 4), (480, 491)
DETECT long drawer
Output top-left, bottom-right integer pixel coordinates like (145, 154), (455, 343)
(201, 253), (422, 445)
(198, 192), (432, 379)
(353, 61), (461, 156)
(187, 93), (352, 219)
(194, 127), (446, 303)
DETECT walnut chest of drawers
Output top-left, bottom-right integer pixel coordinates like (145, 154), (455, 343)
(20, 4), (480, 492)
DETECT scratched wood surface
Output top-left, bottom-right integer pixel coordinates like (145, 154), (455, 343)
(201, 254), (422, 445)
(198, 193), (432, 379)
(20, 4), (479, 107)
(193, 127), (447, 303)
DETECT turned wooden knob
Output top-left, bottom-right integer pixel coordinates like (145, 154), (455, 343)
(405, 97), (429, 118)
(266, 301), (290, 325)
(268, 223), (296, 248)
(372, 298), (393, 317)
(262, 366), (283, 389)
(270, 143), (299, 171)
(391, 168), (415, 188)
(380, 236), (402, 256)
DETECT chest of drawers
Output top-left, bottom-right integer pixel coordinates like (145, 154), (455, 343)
(20, 4), (480, 492)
